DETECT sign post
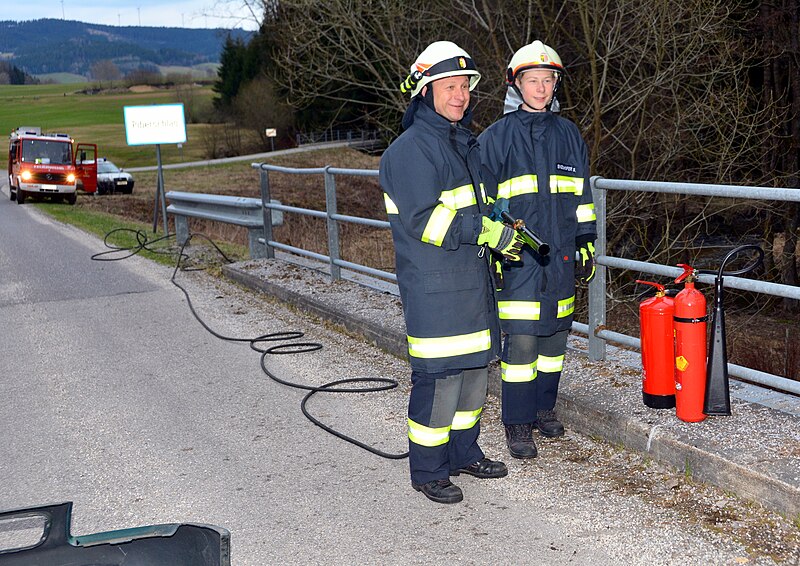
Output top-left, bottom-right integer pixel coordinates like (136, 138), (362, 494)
(266, 128), (277, 152)
(123, 104), (187, 235)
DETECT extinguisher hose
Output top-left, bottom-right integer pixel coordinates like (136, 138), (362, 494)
(92, 228), (409, 460)
(698, 244), (764, 280)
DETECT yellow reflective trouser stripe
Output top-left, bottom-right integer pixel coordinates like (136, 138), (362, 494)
(439, 184), (478, 210)
(558, 296), (575, 318)
(549, 175), (585, 195)
(501, 361), (537, 383)
(577, 202), (596, 222)
(451, 408), (482, 430)
(538, 354), (564, 373)
(384, 193), (398, 214)
(421, 204), (457, 246)
(497, 174), (537, 200)
(408, 418), (450, 447)
(407, 329), (492, 359)
(498, 300), (541, 320)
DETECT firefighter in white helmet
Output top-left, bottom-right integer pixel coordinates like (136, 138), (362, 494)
(380, 41), (522, 504)
(479, 40), (597, 458)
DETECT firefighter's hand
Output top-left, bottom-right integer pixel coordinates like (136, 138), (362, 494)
(489, 198), (509, 222)
(575, 234), (596, 284)
(478, 217), (524, 262)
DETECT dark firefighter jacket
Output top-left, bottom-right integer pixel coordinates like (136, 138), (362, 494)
(478, 109), (596, 337)
(379, 101), (500, 373)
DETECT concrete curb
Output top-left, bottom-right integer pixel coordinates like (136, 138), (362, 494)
(222, 259), (800, 519)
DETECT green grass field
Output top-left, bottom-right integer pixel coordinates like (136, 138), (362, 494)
(0, 83), (216, 167)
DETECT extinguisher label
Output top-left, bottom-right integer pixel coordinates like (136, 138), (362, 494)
(675, 355), (689, 372)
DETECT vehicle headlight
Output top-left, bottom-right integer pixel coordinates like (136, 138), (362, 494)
(21, 170), (32, 181)
(67, 173), (76, 183)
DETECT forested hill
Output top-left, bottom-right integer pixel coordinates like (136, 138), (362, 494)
(0, 19), (251, 76)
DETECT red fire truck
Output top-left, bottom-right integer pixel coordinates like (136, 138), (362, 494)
(7, 127), (97, 205)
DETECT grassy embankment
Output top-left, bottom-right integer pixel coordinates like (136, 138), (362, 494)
(0, 82), (215, 168)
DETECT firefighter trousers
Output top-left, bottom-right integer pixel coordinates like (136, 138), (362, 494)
(407, 367), (487, 485)
(500, 330), (569, 425)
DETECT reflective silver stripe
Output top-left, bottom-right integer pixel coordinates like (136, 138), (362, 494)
(497, 174), (537, 199)
(451, 408), (482, 430)
(577, 202), (596, 222)
(408, 418), (450, 447)
(557, 296), (575, 318)
(549, 175), (585, 195)
(439, 184), (478, 210)
(498, 300), (541, 320)
(384, 193), (398, 214)
(407, 329), (492, 359)
(421, 204), (457, 246)
(501, 361), (537, 383)
(538, 354), (564, 373)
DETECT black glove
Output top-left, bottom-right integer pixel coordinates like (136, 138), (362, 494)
(575, 234), (596, 284)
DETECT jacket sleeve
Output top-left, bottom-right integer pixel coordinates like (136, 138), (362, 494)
(380, 140), (482, 250)
(575, 136), (596, 240)
(477, 129), (500, 202)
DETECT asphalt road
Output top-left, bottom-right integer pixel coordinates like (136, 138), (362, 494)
(0, 186), (793, 565)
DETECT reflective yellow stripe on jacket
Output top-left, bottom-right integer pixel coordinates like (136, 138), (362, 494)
(408, 419), (450, 447)
(407, 329), (492, 359)
(498, 301), (541, 320)
(439, 183), (480, 210)
(421, 205), (457, 246)
(497, 174), (537, 199)
(577, 203), (596, 223)
(557, 296), (575, 318)
(549, 175), (584, 195)
(501, 361), (537, 383)
(384, 193), (398, 215)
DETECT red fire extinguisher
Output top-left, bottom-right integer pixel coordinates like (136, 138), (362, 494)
(636, 280), (676, 409)
(673, 264), (707, 423)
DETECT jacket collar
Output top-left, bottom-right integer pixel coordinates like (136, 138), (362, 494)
(402, 98), (474, 137)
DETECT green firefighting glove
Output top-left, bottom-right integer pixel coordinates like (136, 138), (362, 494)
(477, 216), (524, 262)
(575, 234), (596, 284)
(492, 257), (505, 291)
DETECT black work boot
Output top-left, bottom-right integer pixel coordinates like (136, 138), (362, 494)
(504, 423), (538, 459)
(412, 479), (464, 504)
(535, 409), (565, 437)
(451, 457), (508, 479)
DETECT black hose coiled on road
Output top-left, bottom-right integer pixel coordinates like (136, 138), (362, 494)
(92, 229), (409, 460)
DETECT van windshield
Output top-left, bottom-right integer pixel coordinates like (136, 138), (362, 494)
(21, 140), (72, 165)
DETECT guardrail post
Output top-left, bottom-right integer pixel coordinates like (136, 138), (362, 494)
(174, 215), (190, 246)
(259, 168), (275, 259)
(324, 166), (342, 280)
(588, 175), (607, 361)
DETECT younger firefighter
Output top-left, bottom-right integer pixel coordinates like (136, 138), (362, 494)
(478, 40), (597, 458)
(379, 41), (525, 504)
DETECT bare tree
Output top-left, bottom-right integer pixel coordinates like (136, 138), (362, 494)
(90, 60), (121, 89)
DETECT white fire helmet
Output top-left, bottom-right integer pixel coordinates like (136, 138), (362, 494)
(505, 40), (564, 113)
(399, 41), (481, 98)
(506, 40), (563, 85)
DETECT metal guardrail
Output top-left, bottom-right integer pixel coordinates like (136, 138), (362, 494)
(165, 191), (283, 259)
(249, 164), (800, 397)
(585, 176), (800, 396)
(251, 163), (394, 282)
(295, 129), (382, 146)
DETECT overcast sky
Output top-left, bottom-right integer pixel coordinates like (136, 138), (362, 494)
(0, 0), (259, 30)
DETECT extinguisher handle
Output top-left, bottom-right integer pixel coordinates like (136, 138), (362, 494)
(675, 264), (696, 284)
(635, 280), (665, 293)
